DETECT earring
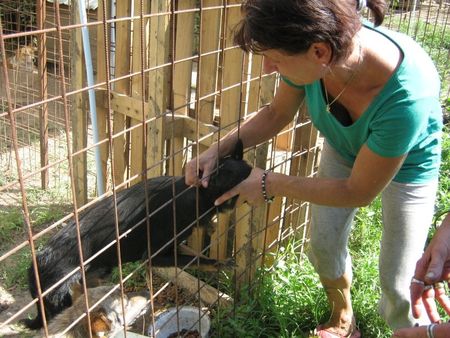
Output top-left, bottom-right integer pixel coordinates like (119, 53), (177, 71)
(320, 63), (331, 77)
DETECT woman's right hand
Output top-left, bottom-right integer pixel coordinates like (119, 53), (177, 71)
(185, 146), (220, 188)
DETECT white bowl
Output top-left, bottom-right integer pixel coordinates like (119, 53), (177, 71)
(147, 306), (210, 338)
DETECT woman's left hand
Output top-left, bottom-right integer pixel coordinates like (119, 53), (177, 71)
(214, 167), (267, 207)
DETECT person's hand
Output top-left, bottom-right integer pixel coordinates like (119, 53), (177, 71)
(214, 167), (267, 207)
(392, 214), (450, 338)
(409, 215), (450, 324)
(185, 147), (219, 188)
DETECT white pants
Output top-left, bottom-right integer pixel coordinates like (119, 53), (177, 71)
(307, 142), (438, 330)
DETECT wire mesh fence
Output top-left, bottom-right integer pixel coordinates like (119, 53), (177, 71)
(0, 0), (448, 337)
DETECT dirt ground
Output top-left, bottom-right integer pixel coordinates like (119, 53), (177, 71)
(0, 274), (197, 337)
(0, 285), (34, 337)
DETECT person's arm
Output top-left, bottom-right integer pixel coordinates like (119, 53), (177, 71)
(219, 80), (305, 154)
(393, 323), (450, 338)
(215, 143), (406, 208)
(185, 81), (305, 187)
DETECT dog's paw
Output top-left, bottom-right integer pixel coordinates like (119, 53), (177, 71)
(19, 317), (41, 330)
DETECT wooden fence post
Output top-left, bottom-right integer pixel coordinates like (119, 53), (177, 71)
(145, 0), (169, 178)
(37, 0), (49, 191)
(72, 0), (87, 204)
(197, 0), (222, 123)
(111, 0), (132, 186)
(170, 0), (195, 176)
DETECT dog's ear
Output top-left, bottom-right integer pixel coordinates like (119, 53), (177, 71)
(231, 138), (244, 160)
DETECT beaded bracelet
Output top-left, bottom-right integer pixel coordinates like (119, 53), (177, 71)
(261, 170), (274, 203)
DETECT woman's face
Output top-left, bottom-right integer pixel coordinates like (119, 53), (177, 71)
(261, 43), (330, 86)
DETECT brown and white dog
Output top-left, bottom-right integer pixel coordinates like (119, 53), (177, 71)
(34, 285), (148, 338)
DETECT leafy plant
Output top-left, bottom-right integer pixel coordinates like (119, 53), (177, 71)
(110, 261), (148, 292)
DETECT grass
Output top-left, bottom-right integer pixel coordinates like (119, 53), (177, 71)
(436, 130), (450, 219)
(0, 186), (71, 290)
(385, 15), (450, 107)
(211, 244), (328, 338)
(0, 243), (44, 291)
(210, 213), (391, 338)
(0, 187), (69, 247)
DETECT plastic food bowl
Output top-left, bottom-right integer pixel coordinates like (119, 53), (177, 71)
(147, 306), (210, 338)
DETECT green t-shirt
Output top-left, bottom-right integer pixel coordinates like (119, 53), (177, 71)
(282, 24), (442, 183)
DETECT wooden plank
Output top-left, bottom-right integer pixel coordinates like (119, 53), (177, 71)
(197, 0), (222, 122)
(208, 213), (230, 261)
(249, 144), (270, 273)
(294, 106), (319, 252)
(173, 0), (195, 115)
(178, 115), (218, 146)
(71, 0), (87, 205)
(285, 101), (315, 248)
(263, 195), (283, 266)
(187, 226), (205, 255)
(146, 0), (170, 178)
(170, 137), (184, 176)
(129, 0), (148, 183)
(94, 99), (219, 144)
(249, 64), (281, 266)
(246, 56), (270, 272)
(219, 2), (244, 128)
(235, 52), (277, 283)
(96, 0), (110, 193)
(153, 267), (233, 308)
(107, 91), (151, 121)
(37, 0), (49, 190)
(112, 0), (132, 186)
(246, 54), (262, 114)
(234, 143), (269, 283)
(165, 0), (194, 176)
(234, 204), (252, 285)
(214, 0), (248, 285)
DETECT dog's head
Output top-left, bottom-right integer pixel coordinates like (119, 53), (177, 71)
(202, 139), (252, 211)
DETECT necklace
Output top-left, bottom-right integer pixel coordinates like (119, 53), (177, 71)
(324, 40), (363, 113)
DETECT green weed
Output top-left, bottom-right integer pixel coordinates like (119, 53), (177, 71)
(110, 261), (148, 292)
(1, 239), (47, 290)
(0, 207), (24, 244)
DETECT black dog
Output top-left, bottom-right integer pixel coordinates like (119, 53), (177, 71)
(25, 141), (251, 329)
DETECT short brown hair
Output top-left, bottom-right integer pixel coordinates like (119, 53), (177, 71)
(234, 0), (386, 63)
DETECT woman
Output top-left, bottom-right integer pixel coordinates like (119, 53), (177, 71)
(185, 0), (443, 337)
(393, 212), (450, 338)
